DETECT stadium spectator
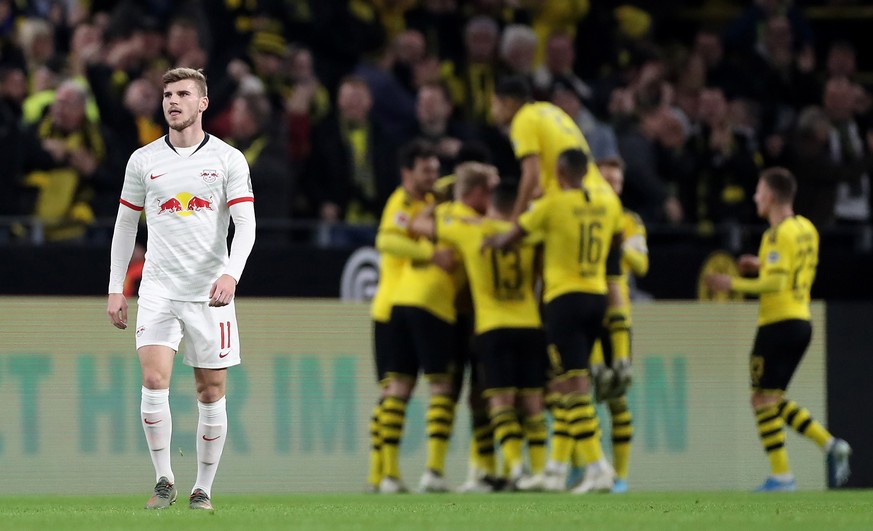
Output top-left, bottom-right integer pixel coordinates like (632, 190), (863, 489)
(305, 75), (397, 244)
(20, 79), (106, 242)
(498, 24), (537, 80)
(440, 15), (500, 127)
(550, 75), (618, 161)
(533, 31), (590, 101)
(413, 81), (474, 175)
(227, 91), (293, 220)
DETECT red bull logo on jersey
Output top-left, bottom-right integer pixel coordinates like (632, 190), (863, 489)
(201, 169), (219, 184)
(157, 192), (214, 216)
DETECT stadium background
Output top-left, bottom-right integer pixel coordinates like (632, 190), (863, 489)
(1, 0), (873, 493)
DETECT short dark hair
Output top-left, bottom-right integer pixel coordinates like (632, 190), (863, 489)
(760, 167), (797, 204)
(398, 139), (437, 170)
(557, 148), (589, 183)
(491, 179), (517, 215)
(494, 75), (531, 101)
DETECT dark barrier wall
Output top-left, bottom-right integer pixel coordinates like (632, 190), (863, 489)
(826, 302), (873, 488)
(2, 242), (872, 299)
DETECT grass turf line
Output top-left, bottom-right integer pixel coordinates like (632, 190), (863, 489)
(1, 491), (872, 531)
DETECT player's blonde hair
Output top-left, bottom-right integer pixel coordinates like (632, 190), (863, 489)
(162, 67), (208, 97)
(454, 162), (498, 200)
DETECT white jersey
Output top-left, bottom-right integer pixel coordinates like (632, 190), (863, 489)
(119, 134), (254, 301)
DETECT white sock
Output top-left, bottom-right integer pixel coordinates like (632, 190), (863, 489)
(193, 396), (228, 497)
(141, 387), (174, 484)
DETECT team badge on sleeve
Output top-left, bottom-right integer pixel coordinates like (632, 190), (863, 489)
(767, 251), (780, 264)
(394, 211), (409, 228)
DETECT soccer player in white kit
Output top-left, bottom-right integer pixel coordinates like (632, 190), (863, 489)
(106, 68), (256, 510)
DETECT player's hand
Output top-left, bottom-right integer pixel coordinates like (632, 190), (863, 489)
(704, 273), (732, 292)
(107, 293), (128, 329)
(431, 248), (457, 273)
(737, 254), (760, 275)
(209, 274), (237, 307)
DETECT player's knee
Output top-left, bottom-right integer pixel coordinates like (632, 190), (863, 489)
(750, 391), (780, 409)
(197, 386), (225, 404)
(141, 372), (170, 390)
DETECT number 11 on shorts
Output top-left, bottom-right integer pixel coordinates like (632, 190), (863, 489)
(220, 321), (231, 349)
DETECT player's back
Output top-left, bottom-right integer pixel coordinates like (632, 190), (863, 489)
(758, 215), (819, 325)
(438, 204), (541, 334)
(510, 102), (593, 196)
(520, 181), (622, 302)
(371, 186), (434, 322)
(391, 201), (467, 324)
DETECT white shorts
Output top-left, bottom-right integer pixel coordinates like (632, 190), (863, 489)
(135, 294), (241, 369)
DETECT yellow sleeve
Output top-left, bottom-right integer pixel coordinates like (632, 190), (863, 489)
(376, 232), (434, 262)
(731, 273), (786, 295)
(509, 106), (540, 159)
(622, 239), (649, 276)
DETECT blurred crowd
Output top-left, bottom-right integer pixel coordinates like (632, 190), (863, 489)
(1, 0), (872, 244)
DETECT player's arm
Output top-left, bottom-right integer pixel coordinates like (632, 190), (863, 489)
(512, 155), (541, 220)
(212, 199), (256, 306)
(622, 218), (649, 277)
(408, 203), (437, 240)
(108, 155), (146, 329)
(705, 265), (786, 294)
(107, 205), (141, 329)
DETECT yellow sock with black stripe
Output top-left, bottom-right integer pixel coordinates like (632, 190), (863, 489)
(756, 404), (790, 475)
(522, 412), (548, 474)
(471, 408), (496, 476)
(367, 398), (383, 487)
(778, 399), (832, 447)
(379, 396), (407, 479)
(565, 393), (603, 464)
(426, 394), (456, 475)
(547, 393), (572, 465)
(491, 405), (524, 470)
(608, 396), (633, 479)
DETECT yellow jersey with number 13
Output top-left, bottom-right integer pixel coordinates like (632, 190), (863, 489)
(756, 215), (818, 325)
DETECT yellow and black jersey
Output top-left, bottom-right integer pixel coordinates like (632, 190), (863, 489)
(617, 208), (649, 317)
(370, 187), (435, 322)
(518, 177), (623, 302)
(437, 202), (541, 334)
(735, 215), (818, 326)
(391, 201), (468, 324)
(509, 101), (600, 196)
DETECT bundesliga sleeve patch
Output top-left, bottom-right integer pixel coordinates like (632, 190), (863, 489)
(767, 251), (780, 263)
(394, 211), (409, 228)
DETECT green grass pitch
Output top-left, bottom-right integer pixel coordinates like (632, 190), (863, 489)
(2, 492), (873, 531)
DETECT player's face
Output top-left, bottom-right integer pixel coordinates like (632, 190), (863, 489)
(490, 95), (512, 126)
(754, 179), (772, 218)
(600, 166), (624, 195)
(410, 155), (440, 195)
(163, 79), (208, 132)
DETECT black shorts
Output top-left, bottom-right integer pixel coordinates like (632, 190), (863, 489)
(477, 327), (547, 395)
(372, 320), (393, 384)
(543, 292), (607, 378)
(750, 319), (812, 391)
(386, 305), (455, 379)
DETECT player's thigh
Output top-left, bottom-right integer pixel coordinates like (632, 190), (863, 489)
(373, 320), (394, 384)
(406, 308), (454, 379)
(179, 300), (241, 369)
(135, 294), (183, 352)
(512, 328), (548, 393)
(544, 293), (606, 374)
(750, 319), (812, 391)
(385, 306), (420, 380)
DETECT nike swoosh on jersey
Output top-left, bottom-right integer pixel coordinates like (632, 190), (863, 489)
(150, 173), (167, 180)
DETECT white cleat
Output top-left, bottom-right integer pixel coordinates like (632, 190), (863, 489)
(418, 470), (450, 493)
(379, 476), (408, 494)
(456, 478), (494, 493)
(543, 464), (568, 492)
(515, 472), (546, 492)
(571, 462), (615, 494)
